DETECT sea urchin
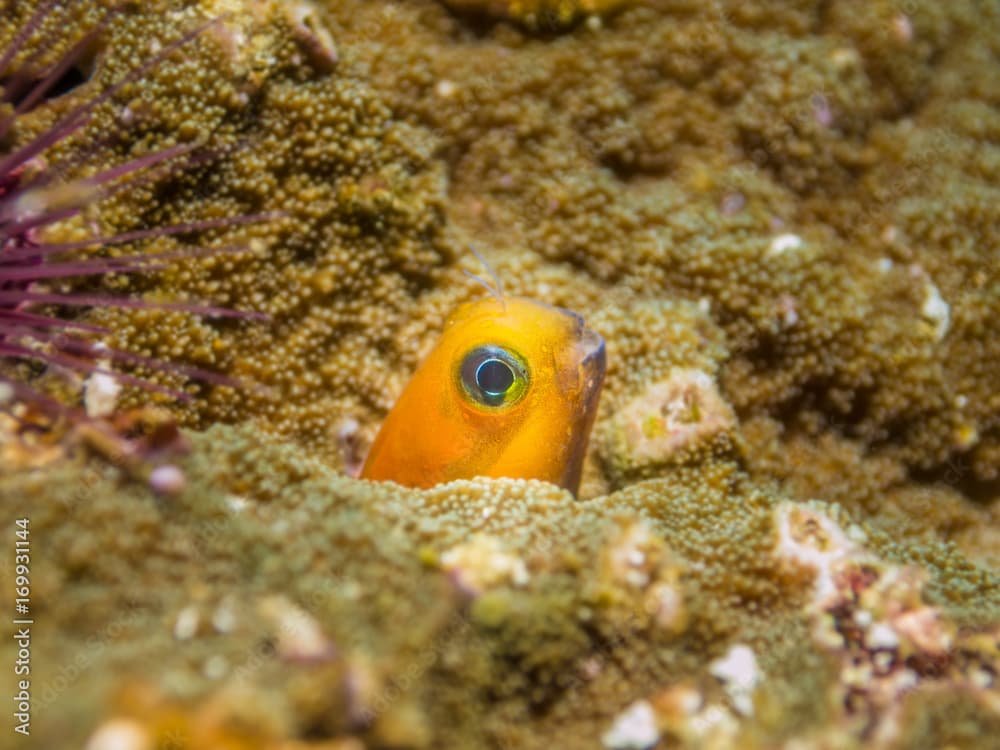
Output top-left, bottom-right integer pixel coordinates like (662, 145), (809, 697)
(0, 0), (268, 427)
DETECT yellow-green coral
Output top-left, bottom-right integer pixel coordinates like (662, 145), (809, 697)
(1, 425), (996, 749)
(10, 0), (998, 481)
(6, 0), (451, 461)
(1, 0), (999, 747)
(367, 0), (1000, 479)
(442, 0), (630, 27)
(586, 299), (735, 488)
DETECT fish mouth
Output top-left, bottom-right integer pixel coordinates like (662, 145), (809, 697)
(578, 328), (606, 381)
(575, 326), (606, 420)
(560, 326), (606, 495)
(556, 305), (604, 372)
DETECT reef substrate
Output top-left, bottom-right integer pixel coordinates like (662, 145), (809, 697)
(1, 0), (999, 748)
(2, 424), (999, 749)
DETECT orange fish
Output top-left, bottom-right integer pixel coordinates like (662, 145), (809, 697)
(361, 295), (605, 495)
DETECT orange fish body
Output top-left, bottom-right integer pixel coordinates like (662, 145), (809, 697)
(361, 296), (605, 495)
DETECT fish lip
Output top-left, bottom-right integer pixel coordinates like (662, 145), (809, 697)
(553, 304), (586, 329)
(579, 328), (606, 373)
(560, 326), (606, 495)
(576, 327), (607, 415)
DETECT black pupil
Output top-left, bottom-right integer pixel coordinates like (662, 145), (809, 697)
(476, 358), (514, 396)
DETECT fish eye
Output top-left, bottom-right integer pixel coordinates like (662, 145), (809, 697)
(459, 346), (529, 408)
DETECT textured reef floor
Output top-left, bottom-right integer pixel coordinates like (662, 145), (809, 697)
(1, 0), (999, 748)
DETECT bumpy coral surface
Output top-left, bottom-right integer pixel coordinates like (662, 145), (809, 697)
(1, 0), (998, 748)
(442, 0), (630, 28)
(8, 0), (998, 480)
(2, 426), (998, 749)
